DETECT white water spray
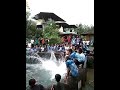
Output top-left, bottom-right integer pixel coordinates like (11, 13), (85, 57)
(26, 51), (67, 81)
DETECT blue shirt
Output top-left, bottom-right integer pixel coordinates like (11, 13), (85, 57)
(70, 52), (85, 62)
(75, 53), (86, 62)
(71, 38), (76, 45)
(79, 53), (86, 62)
(69, 52), (76, 60)
(66, 59), (79, 77)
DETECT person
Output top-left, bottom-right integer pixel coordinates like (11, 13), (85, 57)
(65, 49), (75, 60)
(41, 46), (44, 52)
(47, 44), (51, 52)
(29, 44), (35, 54)
(64, 36), (68, 42)
(83, 42), (90, 51)
(51, 45), (54, 51)
(54, 44), (57, 51)
(35, 38), (39, 45)
(42, 38), (45, 45)
(46, 38), (49, 45)
(26, 44), (30, 51)
(76, 36), (80, 45)
(28, 42), (32, 48)
(61, 36), (65, 43)
(61, 45), (65, 52)
(64, 44), (69, 51)
(71, 36), (76, 45)
(67, 35), (71, 44)
(27, 79), (45, 90)
(71, 45), (76, 51)
(39, 38), (42, 45)
(66, 49), (85, 68)
(58, 45), (62, 52)
(51, 74), (70, 90)
(75, 48), (86, 68)
(36, 45), (41, 52)
(64, 55), (79, 90)
(31, 39), (34, 44)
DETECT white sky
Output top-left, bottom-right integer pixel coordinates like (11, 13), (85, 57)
(27, 0), (94, 26)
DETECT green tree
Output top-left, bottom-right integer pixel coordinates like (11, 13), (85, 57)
(75, 24), (94, 36)
(26, 18), (37, 39)
(75, 24), (85, 36)
(43, 19), (61, 44)
(26, 9), (43, 39)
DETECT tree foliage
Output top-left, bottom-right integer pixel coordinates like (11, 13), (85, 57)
(26, 13), (62, 44)
(43, 19), (62, 44)
(75, 24), (94, 36)
(26, 19), (36, 38)
(26, 9), (43, 39)
(43, 19), (59, 38)
(26, 6), (94, 44)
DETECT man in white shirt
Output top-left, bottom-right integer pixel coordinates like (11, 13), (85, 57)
(41, 46), (44, 52)
(31, 39), (34, 44)
(65, 44), (69, 50)
(28, 43), (31, 48)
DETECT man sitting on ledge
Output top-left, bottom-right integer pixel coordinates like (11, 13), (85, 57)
(75, 48), (86, 68)
(64, 55), (79, 90)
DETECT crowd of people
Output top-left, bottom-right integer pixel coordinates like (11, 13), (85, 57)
(26, 35), (94, 90)
(27, 43), (94, 90)
(26, 40), (93, 56)
(26, 35), (94, 52)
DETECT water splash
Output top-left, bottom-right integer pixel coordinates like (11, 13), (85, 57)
(42, 59), (66, 80)
(50, 51), (57, 61)
(26, 51), (67, 87)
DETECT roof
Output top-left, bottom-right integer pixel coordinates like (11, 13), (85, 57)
(59, 32), (77, 35)
(33, 12), (65, 22)
(36, 23), (77, 29)
(68, 25), (77, 28)
(56, 23), (77, 28)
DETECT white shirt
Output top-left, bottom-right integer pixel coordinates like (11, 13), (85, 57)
(83, 41), (90, 45)
(31, 40), (34, 44)
(28, 43), (31, 48)
(79, 53), (86, 62)
(65, 46), (69, 50)
(58, 47), (62, 51)
(41, 47), (44, 52)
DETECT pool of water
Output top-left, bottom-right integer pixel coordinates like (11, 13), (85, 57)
(26, 64), (51, 87)
(26, 52), (66, 89)
(26, 51), (94, 90)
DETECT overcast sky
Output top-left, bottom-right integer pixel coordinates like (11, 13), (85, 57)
(27, 0), (94, 26)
